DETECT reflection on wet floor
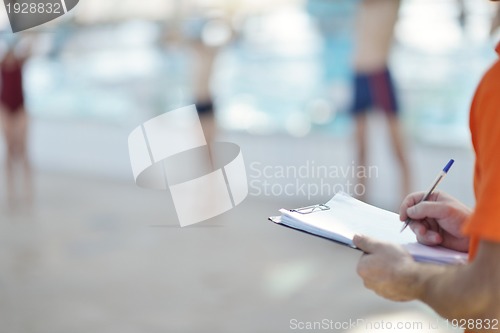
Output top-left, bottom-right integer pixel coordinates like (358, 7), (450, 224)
(0, 173), (460, 333)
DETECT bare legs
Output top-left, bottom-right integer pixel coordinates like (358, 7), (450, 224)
(200, 112), (217, 169)
(386, 113), (411, 199)
(354, 111), (410, 202)
(354, 113), (368, 201)
(1, 107), (33, 210)
(200, 113), (216, 146)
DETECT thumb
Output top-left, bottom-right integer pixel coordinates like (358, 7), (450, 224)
(353, 235), (381, 253)
(407, 201), (449, 220)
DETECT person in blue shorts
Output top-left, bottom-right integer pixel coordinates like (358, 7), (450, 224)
(351, 0), (410, 202)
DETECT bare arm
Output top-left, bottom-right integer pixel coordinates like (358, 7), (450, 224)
(355, 236), (500, 331)
(417, 240), (500, 321)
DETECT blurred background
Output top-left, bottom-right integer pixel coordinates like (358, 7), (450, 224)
(0, 0), (497, 332)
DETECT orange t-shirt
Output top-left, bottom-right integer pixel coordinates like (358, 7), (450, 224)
(462, 44), (500, 260)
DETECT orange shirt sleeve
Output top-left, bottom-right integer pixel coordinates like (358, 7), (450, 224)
(463, 59), (500, 259)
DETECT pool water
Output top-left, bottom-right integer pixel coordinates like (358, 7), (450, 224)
(23, 0), (496, 147)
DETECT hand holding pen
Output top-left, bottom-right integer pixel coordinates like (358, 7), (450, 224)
(400, 159), (455, 233)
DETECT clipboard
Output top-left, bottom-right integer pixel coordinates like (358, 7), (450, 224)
(267, 192), (468, 265)
(269, 203), (330, 222)
(268, 203), (359, 250)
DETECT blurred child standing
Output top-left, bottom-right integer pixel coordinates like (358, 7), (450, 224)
(0, 42), (33, 210)
(351, 0), (410, 201)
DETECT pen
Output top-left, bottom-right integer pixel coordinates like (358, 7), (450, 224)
(400, 159), (455, 232)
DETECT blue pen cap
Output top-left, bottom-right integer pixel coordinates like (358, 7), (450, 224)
(443, 159), (455, 173)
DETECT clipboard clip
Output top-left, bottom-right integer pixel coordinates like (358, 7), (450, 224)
(290, 204), (330, 215)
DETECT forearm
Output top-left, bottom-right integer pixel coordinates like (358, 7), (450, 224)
(416, 264), (490, 319)
(414, 243), (500, 323)
(355, 236), (500, 327)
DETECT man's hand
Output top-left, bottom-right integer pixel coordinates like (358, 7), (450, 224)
(355, 235), (500, 323)
(353, 235), (423, 301)
(399, 191), (471, 252)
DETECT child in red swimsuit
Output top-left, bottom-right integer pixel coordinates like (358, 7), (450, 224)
(1, 50), (25, 114)
(0, 45), (32, 209)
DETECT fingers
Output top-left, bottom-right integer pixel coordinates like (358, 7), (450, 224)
(399, 192), (426, 221)
(406, 201), (450, 221)
(353, 235), (383, 253)
(409, 222), (443, 245)
(399, 191), (444, 221)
